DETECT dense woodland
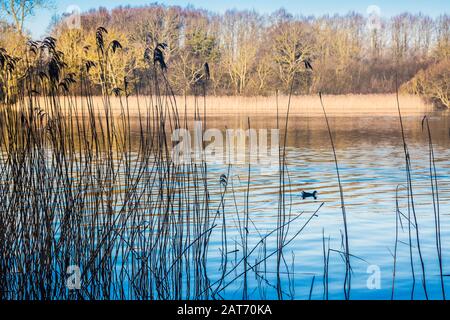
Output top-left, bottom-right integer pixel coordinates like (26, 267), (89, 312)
(1, 4), (450, 106)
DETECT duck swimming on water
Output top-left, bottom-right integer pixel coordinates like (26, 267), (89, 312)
(301, 191), (318, 200)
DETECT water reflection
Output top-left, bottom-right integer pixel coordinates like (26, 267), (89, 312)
(165, 113), (450, 300)
(7, 109), (450, 299)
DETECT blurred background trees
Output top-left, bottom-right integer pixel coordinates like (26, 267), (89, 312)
(1, 0), (53, 35)
(0, 3), (449, 106)
(403, 60), (450, 109)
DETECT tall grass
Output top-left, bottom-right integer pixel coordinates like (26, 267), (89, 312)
(319, 92), (351, 300)
(395, 83), (429, 299)
(422, 116), (445, 300)
(0, 28), (446, 301)
(0, 29), (323, 300)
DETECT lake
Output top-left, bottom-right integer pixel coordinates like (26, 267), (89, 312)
(2, 99), (450, 300)
(177, 113), (450, 300)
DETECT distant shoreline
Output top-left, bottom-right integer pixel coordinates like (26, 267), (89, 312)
(32, 94), (434, 118)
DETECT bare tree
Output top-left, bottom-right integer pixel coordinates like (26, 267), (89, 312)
(271, 20), (314, 93)
(221, 10), (261, 95)
(1, 0), (53, 35)
(403, 60), (450, 109)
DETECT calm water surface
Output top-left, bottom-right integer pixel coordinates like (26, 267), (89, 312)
(172, 113), (450, 300)
(17, 112), (448, 300)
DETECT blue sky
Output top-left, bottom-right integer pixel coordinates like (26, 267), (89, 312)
(25, 0), (450, 39)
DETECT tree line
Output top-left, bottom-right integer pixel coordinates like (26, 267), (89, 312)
(1, 3), (449, 102)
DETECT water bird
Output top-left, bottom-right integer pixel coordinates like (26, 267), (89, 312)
(301, 191), (318, 200)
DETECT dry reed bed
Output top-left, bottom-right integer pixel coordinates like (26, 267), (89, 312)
(28, 94), (433, 118)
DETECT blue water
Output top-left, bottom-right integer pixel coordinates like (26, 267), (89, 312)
(198, 114), (450, 300)
(5, 113), (450, 300)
